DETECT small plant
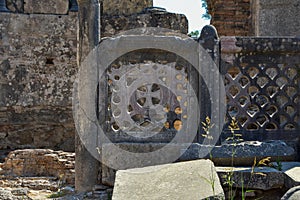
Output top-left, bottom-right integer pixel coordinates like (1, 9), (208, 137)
(201, 117), (273, 199)
(201, 116), (214, 141)
(226, 117), (243, 144)
(223, 117), (241, 199)
(269, 157), (283, 171)
(200, 116), (216, 197)
(222, 170), (235, 200)
(257, 157), (271, 167)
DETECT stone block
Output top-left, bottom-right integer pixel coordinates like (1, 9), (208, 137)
(181, 141), (296, 166)
(101, 143), (182, 186)
(281, 162), (300, 188)
(24, 0), (69, 15)
(281, 186), (300, 200)
(255, 0), (300, 36)
(217, 166), (285, 190)
(103, 0), (152, 16)
(112, 160), (224, 200)
(101, 12), (188, 37)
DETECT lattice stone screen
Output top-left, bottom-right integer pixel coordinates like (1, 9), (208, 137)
(222, 37), (300, 140)
(97, 47), (203, 143)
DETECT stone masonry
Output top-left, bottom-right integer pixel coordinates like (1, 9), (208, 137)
(0, 149), (75, 184)
(0, 0), (187, 153)
(0, 11), (78, 151)
(102, 0), (152, 16)
(207, 0), (300, 36)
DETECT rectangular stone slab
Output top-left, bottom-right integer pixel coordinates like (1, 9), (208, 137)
(112, 159), (224, 200)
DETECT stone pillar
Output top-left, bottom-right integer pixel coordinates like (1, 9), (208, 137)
(76, 0), (101, 192)
(197, 25), (221, 144)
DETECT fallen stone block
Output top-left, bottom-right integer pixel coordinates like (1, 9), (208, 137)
(101, 141), (295, 186)
(216, 166), (285, 190)
(112, 159), (224, 200)
(280, 162), (300, 188)
(281, 185), (300, 200)
(181, 140), (296, 166)
(101, 142), (184, 186)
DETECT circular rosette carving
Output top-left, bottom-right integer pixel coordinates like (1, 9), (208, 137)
(108, 62), (188, 138)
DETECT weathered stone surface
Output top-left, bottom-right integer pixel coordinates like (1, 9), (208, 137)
(75, 0), (101, 192)
(101, 11), (188, 37)
(102, 141), (295, 186)
(7, 0), (24, 13)
(254, 0), (300, 36)
(101, 143), (170, 186)
(281, 162), (300, 188)
(180, 141), (296, 166)
(0, 149), (75, 184)
(0, 187), (28, 200)
(281, 186), (300, 200)
(0, 176), (60, 191)
(24, 0), (69, 15)
(0, 12), (77, 151)
(219, 36), (300, 145)
(113, 160), (224, 200)
(217, 166), (285, 190)
(103, 0), (152, 16)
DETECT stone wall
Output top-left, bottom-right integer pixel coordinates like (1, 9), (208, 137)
(207, 0), (253, 36)
(253, 0), (300, 36)
(0, 0), (188, 153)
(102, 10), (188, 37)
(0, 149), (75, 184)
(102, 0), (152, 16)
(0, 7), (78, 151)
(207, 0), (300, 36)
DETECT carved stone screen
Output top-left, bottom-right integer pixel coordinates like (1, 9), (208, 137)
(222, 37), (300, 141)
(98, 49), (200, 143)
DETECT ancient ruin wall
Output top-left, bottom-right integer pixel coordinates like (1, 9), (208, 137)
(221, 37), (300, 142)
(102, 0), (153, 16)
(207, 0), (300, 36)
(0, 0), (188, 152)
(207, 0), (253, 36)
(0, 3), (78, 151)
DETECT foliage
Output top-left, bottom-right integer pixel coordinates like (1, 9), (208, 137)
(48, 191), (65, 198)
(269, 157), (283, 171)
(188, 30), (200, 38)
(200, 116), (216, 197)
(201, 0), (211, 20)
(200, 117), (274, 199)
(202, 116), (214, 140)
(226, 117), (243, 144)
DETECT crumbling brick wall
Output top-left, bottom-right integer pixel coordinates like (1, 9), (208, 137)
(207, 0), (254, 36)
